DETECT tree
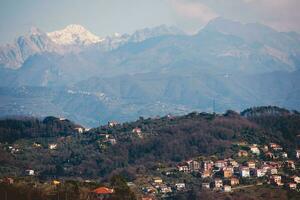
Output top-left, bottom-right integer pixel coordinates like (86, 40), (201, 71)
(110, 175), (136, 200)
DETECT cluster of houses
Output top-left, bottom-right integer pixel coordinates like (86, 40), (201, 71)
(140, 142), (300, 198)
(141, 176), (186, 198)
(7, 145), (20, 154)
(97, 126), (145, 150)
(174, 142), (300, 193)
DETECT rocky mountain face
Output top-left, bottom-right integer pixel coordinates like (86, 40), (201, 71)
(0, 28), (61, 69)
(0, 24), (184, 69)
(0, 18), (299, 127)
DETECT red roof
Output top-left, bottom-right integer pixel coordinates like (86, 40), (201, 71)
(92, 187), (114, 194)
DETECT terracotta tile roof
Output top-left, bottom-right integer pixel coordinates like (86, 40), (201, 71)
(92, 187), (114, 194)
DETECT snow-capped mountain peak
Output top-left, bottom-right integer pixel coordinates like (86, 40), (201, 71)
(47, 24), (103, 46)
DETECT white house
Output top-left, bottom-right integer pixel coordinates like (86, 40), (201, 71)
(254, 169), (265, 177)
(49, 143), (57, 150)
(177, 164), (189, 172)
(269, 167), (278, 175)
(108, 121), (118, 127)
(285, 160), (296, 169)
(132, 128), (143, 138)
(202, 182), (210, 189)
(288, 182), (297, 190)
(214, 179), (223, 189)
(26, 169), (35, 176)
(215, 160), (226, 169)
(229, 160), (239, 168)
(203, 160), (214, 171)
(281, 152), (288, 158)
(75, 127), (84, 133)
(271, 175), (283, 186)
(296, 150), (300, 159)
(250, 145), (260, 155)
(132, 127), (142, 134)
(240, 167), (250, 177)
(223, 185), (232, 193)
(187, 160), (200, 172)
(108, 138), (117, 145)
(175, 183), (185, 191)
(160, 186), (172, 193)
(270, 143), (283, 151)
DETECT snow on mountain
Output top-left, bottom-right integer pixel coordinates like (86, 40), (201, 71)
(0, 27), (59, 69)
(97, 33), (130, 51)
(96, 25), (184, 51)
(0, 24), (184, 69)
(47, 24), (103, 46)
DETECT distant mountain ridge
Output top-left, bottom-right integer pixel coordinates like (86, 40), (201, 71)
(0, 28), (60, 69)
(0, 18), (299, 126)
(0, 24), (184, 69)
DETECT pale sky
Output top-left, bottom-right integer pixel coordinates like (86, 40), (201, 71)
(0, 0), (299, 44)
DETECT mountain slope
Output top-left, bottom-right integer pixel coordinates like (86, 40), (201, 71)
(204, 17), (299, 71)
(0, 24), (184, 69)
(0, 28), (60, 69)
(0, 19), (300, 126)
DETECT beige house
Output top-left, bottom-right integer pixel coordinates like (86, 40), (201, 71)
(288, 182), (297, 190)
(201, 170), (212, 178)
(223, 167), (233, 178)
(271, 175), (283, 186)
(254, 169), (265, 177)
(223, 185), (232, 192)
(291, 176), (300, 184)
(247, 161), (256, 169)
(250, 145), (260, 155)
(230, 177), (239, 186)
(153, 177), (163, 184)
(214, 178), (223, 189)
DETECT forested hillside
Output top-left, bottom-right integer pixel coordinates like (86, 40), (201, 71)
(0, 116), (82, 143)
(0, 106), (299, 180)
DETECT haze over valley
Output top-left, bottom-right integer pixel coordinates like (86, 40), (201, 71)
(1, 18), (300, 126)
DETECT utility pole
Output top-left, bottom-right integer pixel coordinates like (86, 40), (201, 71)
(213, 99), (216, 114)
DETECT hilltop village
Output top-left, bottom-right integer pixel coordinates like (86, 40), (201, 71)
(2, 125), (300, 199)
(135, 141), (300, 199)
(1, 107), (300, 199)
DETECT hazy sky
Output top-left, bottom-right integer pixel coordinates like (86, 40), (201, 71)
(0, 0), (299, 44)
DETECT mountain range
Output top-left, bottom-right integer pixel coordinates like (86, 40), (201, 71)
(0, 17), (299, 127)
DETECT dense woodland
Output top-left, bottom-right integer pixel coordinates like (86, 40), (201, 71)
(0, 116), (82, 143)
(0, 175), (136, 200)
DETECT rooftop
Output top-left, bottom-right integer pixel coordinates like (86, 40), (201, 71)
(92, 187), (114, 194)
